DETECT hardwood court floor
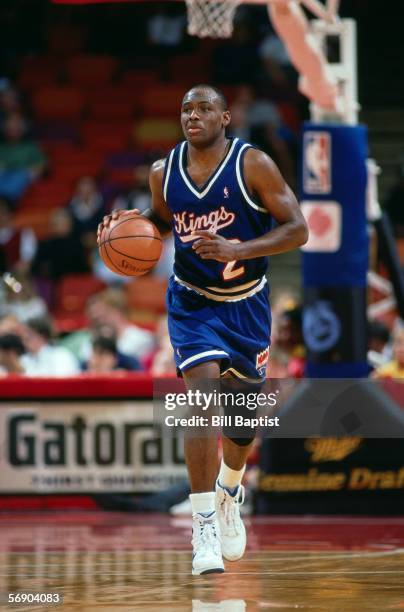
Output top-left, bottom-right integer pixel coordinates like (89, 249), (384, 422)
(0, 512), (403, 611)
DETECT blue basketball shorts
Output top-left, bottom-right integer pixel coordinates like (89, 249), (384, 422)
(167, 276), (272, 380)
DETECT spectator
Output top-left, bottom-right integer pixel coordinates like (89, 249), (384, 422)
(257, 28), (298, 102)
(212, 23), (259, 85)
(0, 113), (46, 201)
(0, 197), (37, 273)
(0, 85), (23, 128)
(274, 306), (305, 377)
(0, 313), (25, 337)
(83, 334), (141, 373)
(229, 86), (296, 186)
(374, 319), (404, 379)
(20, 316), (80, 376)
(147, 3), (186, 48)
(0, 271), (48, 322)
(67, 176), (105, 249)
(0, 333), (25, 375)
(60, 288), (154, 364)
(84, 335), (120, 373)
(259, 31), (291, 68)
(31, 208), (89, 281)
(148, 315), (176, 376)
(112, 165), (152, 214)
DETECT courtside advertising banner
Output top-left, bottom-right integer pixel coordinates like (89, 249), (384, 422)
(0, 401), (186, 493)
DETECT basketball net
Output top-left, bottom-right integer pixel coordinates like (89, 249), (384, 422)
(185, 0), (241, 38)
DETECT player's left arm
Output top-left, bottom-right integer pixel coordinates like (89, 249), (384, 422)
(192, 149), (308, 262)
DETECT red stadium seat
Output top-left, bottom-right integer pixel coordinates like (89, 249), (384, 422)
(54, 274), (106, 318)
(66, 55), (118, 86)
(126, 276), (168, 315)
(137, 86), (185, 118)
(19, 182), (72, 210)
(81, 120), (131, 152)
(13, 210), (54, 240)
(18, 66), (61, 92)
(121, 71), (161, 90)
(32, 86), (86, 120)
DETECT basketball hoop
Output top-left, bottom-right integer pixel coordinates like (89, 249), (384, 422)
(185, 0), (339, 40)
(185, 0), (241, 38)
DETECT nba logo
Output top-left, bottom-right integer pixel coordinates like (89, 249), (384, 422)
(304, 132), (331, 194)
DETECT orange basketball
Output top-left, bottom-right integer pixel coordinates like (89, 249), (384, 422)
(99, 213), (162, 276)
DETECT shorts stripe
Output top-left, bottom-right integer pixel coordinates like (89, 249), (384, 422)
(179, 350), (229, 370)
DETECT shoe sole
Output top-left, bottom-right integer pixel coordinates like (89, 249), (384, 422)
(192, 567), (225, 576)
(222, 553), (244, 561)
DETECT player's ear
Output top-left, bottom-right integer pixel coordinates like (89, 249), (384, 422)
(222, 110), (231, 128)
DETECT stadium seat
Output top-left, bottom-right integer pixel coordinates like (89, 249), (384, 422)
(137, 86), (186, 118)
(66, 55), (118, 86)
(126, 276), (168, 315)
(32, 86), (86, 120)
(133, 118), (181, 151)
(121, 71), (161, 90)
(81, 120), (131, 152)
(18, 56), (62, 91)
(54, 274), (106, 317)
(13, 210), (54, 240)
(19, 182), (72, 210)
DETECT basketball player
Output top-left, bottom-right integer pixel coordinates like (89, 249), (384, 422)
(98, 84), (308, 575)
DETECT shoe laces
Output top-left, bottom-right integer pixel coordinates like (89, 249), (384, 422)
(192, 515), (221, 552)
(220, 485), (245, 536)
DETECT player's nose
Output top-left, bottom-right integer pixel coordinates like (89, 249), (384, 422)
(189, 108), (200, 120)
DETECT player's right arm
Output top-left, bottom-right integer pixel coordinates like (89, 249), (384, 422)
(97, 159), (172, 244)
(146, 159), (173, 237)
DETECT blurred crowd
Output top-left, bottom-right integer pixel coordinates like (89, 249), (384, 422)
(1, 273), (403, 379)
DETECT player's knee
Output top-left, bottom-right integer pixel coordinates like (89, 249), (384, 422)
(223, 433), (256, 447)
(220, 378), (260, 445)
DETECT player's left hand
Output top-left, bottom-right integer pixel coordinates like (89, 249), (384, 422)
(192, 230), (240, 262)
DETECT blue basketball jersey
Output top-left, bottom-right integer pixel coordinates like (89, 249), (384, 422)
(163, 137), (272, 300)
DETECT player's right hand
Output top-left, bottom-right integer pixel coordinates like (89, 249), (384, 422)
(97, 208), (140, 245)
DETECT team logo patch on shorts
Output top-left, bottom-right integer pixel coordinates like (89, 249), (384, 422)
(256, 346), (269, 372)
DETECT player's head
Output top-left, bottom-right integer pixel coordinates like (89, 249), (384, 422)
(181, 84), (230, 147)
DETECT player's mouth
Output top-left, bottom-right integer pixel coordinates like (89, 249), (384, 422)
(187, 125), (203, 135)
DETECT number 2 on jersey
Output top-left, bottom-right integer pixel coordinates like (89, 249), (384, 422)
(222, 239), (245, 281)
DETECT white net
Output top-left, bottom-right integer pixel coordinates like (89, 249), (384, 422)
(185, 0), (241, 39)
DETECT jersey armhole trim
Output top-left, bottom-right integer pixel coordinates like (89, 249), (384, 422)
(163, 149), (175, 202)
(236, 144), (269, 214)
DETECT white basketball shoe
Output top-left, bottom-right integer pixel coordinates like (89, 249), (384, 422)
(215, 481), (246, 561)
(192, 512), (224, 575)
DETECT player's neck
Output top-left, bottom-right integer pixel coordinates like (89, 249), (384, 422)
(188, 136), (229, 166)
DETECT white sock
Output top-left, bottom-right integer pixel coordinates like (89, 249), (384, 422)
(218, 459), (245, 490)
(189, 491), (216, 516)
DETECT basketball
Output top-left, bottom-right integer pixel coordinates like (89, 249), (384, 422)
(99, 213), (163, 276)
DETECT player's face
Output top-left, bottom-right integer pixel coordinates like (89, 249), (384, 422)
(181, 90), (230, 147)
